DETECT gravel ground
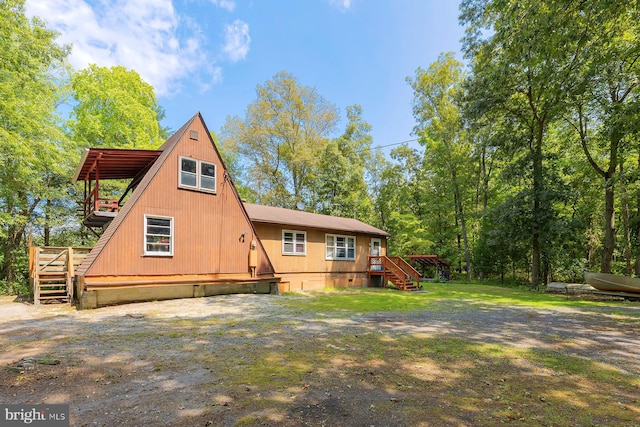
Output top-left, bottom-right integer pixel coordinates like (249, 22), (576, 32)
(1, 293), (639, 426)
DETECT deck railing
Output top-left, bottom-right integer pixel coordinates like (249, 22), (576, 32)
(82, 185), (119, 219)
(29, 246), (92, 304)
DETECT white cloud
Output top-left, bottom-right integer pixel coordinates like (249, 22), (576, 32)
(222, 20), (251, 63)
(24, 0), (222, 96)
(329, 0), (352, 12)
(210, 0), (235, 12)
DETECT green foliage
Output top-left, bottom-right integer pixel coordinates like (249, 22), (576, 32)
(67, 64), (166, 150)
(408, 53), (474, 278)
(457, 0), (640, 283)
(219, 71), (339, 209)
(0, 0), (71, 285)
(0, 4), (168, 292)
(311, 105), (375, 222)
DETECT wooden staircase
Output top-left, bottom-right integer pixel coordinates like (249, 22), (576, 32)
(369, 256), (422, 291)
(29, 247), (92, 305)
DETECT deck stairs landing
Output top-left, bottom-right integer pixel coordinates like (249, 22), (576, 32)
(369, 256), (422, 291)
(29, 247), (91, 305)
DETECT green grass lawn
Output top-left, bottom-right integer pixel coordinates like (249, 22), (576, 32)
(282, 281), (640, 313)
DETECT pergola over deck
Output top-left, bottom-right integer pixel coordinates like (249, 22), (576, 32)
(407, 255), (451, 280)
(73, 148), (162, 230)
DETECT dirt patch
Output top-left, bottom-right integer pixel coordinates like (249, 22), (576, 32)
(0, 294), (639, 426)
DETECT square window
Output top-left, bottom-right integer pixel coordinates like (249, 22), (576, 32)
(179, 157), (217, 194)
(144, 215), (173, 256)
(180, 157), (197, 188)
(200, 161), (216, 192)
(283, 230), (306, 255)
(325, 234), (355, 260)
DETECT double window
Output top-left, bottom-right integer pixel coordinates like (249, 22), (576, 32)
(144, 215), (173, 256)
(282, 230), (306, 256)
(179, 157), (216, 193)
(326, 234), (355, 260)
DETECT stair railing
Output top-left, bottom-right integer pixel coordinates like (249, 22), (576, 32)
(389, 256), (421, 283)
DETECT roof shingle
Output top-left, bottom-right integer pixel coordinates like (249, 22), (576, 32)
(244, 203), (390, 237)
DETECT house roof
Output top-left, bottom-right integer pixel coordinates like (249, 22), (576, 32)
(244, 203), (390, 237)
(72, 148), (162, 182)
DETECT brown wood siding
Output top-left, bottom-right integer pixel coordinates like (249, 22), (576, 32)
(253, 223), (387, 275)
(82, 116), (272, 278)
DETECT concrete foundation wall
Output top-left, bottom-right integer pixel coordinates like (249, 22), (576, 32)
(78, 280), (276, 309)
(275, 271), (370, 293)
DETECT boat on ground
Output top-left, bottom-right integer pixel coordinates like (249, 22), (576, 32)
(584, 271), (640, 294)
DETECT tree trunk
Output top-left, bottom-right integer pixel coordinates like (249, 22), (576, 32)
(450, 156), (471, 279)
(619, 162), (632, 275)
(636, 181), (640, 276)
(456, 186), (472, 280)
(2, 225), (23, 285)
(531, 123), (544, 289)
(44, 199), (51, 246)
(574, 104), (619, 274)
(601, 179), (615, 273)
(636, 183), (640, 276)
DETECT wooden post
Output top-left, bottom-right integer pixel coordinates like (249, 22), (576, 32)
(33, 247), (40, 306)
(94, 166), (99, 212)
(67, 247), (74, 302)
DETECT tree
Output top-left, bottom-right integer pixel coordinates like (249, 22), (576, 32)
(559, 3), (640, 273)
(219, 71), (339, 208)
(211, 129), (258, 203)
(67, 64), (166, 150)
(371, 146), (434, 256)
(311, 105), (374, 222)
(408, 53), (474, 279)
(460, 0), (592, 287)
(0, 0), (70, 289)
(66, 65), (168, 230)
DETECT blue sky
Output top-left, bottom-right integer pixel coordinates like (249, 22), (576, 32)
(26, 0), (464, 152)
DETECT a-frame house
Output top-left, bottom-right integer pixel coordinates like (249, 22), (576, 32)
(73, 113), (278, 308)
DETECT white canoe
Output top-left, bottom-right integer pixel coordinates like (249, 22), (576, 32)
(584, 272), (640, 294)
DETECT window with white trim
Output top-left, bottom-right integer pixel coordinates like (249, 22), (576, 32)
(144, 215), (173, 256)
(200, 161), (216, 191)
(282, 230), (306, 256)
(325, 234), (356, 260)
(179, 156), (216, 193)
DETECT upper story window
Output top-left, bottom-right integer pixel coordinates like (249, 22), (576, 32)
(326, 234), (356, 260)
(282, 230), (306, 256)
(179, 156), (216, 193)
(180, 158), (197, 188)
(144, 215), (173, 256)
